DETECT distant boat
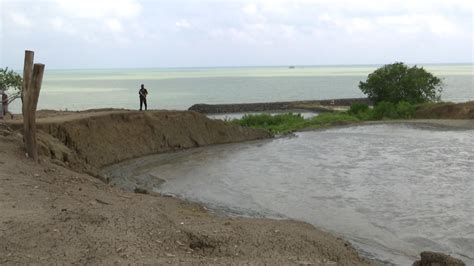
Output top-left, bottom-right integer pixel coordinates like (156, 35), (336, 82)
(289, 66), (295, 69)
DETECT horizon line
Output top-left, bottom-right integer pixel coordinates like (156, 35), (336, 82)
(9, 62), (473, 72)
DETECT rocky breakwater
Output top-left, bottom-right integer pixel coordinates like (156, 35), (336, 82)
(189, 98), (372, 114)
(8, 110), (271, 173)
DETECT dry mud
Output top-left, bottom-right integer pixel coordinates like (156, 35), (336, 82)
(1, 110), (372, 265)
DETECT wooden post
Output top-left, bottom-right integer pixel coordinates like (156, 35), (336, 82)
(22, 50), (44, 162)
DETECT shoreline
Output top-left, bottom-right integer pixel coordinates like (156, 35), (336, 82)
(1, 108), (469, 265)
(0, 110), (374, 265)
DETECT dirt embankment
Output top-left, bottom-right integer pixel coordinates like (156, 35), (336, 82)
(0, 111), (373, 265)
(8, 110), (271, 173)
(415, 101), (474, 119)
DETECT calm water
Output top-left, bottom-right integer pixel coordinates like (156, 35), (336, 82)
(103, 124), (474, 265)
(9, 64), (474, 113)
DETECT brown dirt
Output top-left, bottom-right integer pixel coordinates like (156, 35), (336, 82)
(0, 112), (373, 265)
(414, 101), (474, 119)
(7, 109), (272, 174)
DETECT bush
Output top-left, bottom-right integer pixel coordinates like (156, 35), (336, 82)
(0, 68), (22, 104)
(310, 112), (359, 125)
(359, 62), (442, 104)
(372, 101), (398, 119)
(232, 112), (361, 133)
(396, 101), (416, 119)
(348, 103), (369, 115)
(233, 113), (306, 133)
(372, 101), (416, 119)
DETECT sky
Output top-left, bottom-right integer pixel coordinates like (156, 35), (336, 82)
(1, 0), (473, 69)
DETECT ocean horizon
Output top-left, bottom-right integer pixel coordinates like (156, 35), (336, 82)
(8, 63), (474, 113)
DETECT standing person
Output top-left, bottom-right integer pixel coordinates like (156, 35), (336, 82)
(139, 84), (148, 111)
(2, 91), (13, 119)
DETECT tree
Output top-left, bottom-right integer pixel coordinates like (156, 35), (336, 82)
(0, 67), (23, 104)
(359, 62), (442, 104)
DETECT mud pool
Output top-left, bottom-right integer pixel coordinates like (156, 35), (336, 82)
(103, 124), (474, 265)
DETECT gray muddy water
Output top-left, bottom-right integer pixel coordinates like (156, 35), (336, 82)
(103, 124), (474, 265)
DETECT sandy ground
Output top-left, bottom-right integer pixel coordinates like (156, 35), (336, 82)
(0, 119), (373, 265)
(1, 107), (470, 265)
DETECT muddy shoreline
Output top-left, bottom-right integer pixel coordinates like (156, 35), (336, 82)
(1, 110), (374, 265)
(1, 108), (469, 265)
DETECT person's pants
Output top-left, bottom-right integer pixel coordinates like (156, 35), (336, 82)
(140, 97), (147, 110)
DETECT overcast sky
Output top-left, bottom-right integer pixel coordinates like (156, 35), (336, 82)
(1, 0), (473, 69)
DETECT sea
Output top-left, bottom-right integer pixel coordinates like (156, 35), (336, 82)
(8, 64), (474, 114)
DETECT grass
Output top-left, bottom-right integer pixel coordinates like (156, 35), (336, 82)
(231, 101), (423, 134)
(232, 112), (360, 134)
(233, 113), (307, 133)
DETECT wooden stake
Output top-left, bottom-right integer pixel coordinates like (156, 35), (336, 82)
(21, 51), (44, 162)
(22, 51), (34, 115)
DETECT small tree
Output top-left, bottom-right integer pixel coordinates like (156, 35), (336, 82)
(359, 62), (442, 104)
(0, 67), (23, 104)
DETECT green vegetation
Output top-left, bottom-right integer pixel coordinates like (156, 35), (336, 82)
(359, 62), (442, 104)
(232, 112), (359, 134)
(232, 101), (418, 134)
(0, 68), (22, 104)
(235, 113), (306, 133)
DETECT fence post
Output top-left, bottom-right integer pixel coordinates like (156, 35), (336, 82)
(22, 50), (44, 162)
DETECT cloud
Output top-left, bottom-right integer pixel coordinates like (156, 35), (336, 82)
(1, 0), (472, 68)
(10, 12), (32, 27)
(49, 17), (77, 35)
(242, 3), (258, 15)
(175, 19), (191, 29)
(54, 0), (141, 19)
(105, 18), (123, 32)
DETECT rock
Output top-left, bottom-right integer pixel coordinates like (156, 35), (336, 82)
(134, 187), (148, 194)
(412, 251), (465, 266)
(188, 98), (371, 113)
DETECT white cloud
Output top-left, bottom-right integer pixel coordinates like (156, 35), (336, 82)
(1, 0), (472, 68)
(10, 12), (32, 27)
(105, 18), (123, 32)
(50, 17), (64, 29)
(242, 3), (258, 15)
(175, 19), (191, 29)
(49, 17), (77, 35)
(54, 0), (141, 19)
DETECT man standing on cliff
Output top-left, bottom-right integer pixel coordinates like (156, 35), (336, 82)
(139, 84), (148, 111)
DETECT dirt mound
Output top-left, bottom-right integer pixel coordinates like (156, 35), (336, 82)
(413, 251), (465, 266)
(0, 123), (372, 265)
(8, 110), (271, 173)
(415, 101), (474, 119)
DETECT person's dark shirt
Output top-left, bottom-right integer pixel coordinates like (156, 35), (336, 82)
(139, 88), (148, 98)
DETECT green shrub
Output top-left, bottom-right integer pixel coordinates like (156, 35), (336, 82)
(232, 113), (306, 133)
(348, 103), (374, 120)
(232, 112), (361, 133)
(359, 62), (442, 104)
(348, 103), (369, 115)
(371, 101), (416, 119)
(310, 112), (360, 125)
(231, 102), (417, 134)
(372, 101), (398, 119)
(0, 67), (22, 104)
(396, 101), (416, 118)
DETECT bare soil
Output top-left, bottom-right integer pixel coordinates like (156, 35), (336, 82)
(0, 112), (373, 265)
(414, 101), (474, 119)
